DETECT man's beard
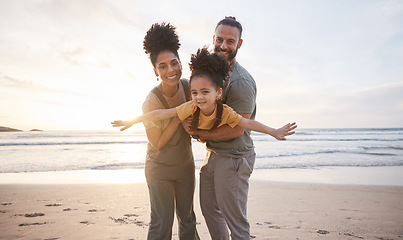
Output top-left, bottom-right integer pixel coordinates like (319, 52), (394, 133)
(214, 46), (239, 62)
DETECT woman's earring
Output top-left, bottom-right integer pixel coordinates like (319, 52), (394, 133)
(156, 77), (159, 81)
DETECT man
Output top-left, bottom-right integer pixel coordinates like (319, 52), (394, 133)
(193, 16), (257, 240)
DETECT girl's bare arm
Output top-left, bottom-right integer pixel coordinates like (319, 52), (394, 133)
(237, 119), (297, 140)
(111, 108), (177, 131)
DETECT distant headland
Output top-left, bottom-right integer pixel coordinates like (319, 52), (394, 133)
(0, 126), (22, 132)
(0, 126), (42, 132)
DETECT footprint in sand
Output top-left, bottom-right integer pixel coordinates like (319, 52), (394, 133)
(25, 213), (45, 217)
(45, 203), (62, 207)
(344, 232), (364, 239)
(12, 213), (45, 217)
(124, 214), (139, 217)
(1, 202), (12, 206)
(317, 230), (330, 234)
(63, 208), (78, 211)
(256, 221), (281, 229)
(88, 209), (105, 213)
(80, 221), (95, 225)
(19, 222), (49, 227)
(109, 215), (147, 226)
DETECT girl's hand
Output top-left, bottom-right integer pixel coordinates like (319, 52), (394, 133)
(274, 122), (297, 140)
(111, 120), (134, 131)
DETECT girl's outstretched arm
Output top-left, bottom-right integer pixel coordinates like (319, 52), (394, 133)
(237, 118), (297, 140)
(111, 108), (177, 131)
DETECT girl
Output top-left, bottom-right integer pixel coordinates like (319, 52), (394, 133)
(112, 48), (297, 141)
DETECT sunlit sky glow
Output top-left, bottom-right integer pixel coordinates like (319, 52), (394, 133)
(1, 0), (402, 130)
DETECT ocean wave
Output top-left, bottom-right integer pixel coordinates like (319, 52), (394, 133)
(0, 162), (146, 173)
(15, 133), (130, 139)
(3, 138), (401, 146)
(363, 146), (403, 151)
(255, 148), (399, 159)
(2, 161), (402, 173)
(253, 162), (403, 169)
(0, 141), (148, 146)
(91, 162), (145, 170)
(288, 138), (403, 142)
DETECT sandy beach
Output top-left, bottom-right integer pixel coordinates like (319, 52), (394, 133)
(1, 178), (402, 240)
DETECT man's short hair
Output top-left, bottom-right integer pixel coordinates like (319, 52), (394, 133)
(215, 16), (243, 39)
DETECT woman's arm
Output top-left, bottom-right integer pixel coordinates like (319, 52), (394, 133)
(145, 116), (181, 150)
(237, 119), (297, 140)
(111, 108), (177, 131)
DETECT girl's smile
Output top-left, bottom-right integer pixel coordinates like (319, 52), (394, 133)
(190, 75), (222, 116)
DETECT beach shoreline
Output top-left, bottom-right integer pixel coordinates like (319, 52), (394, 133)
(1, 180), (402, 239)
(1, 166), (403, 186)
(1, 167), (403, 239)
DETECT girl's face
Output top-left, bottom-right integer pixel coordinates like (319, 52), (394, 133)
(190, 75), (222, 116)
(153, 50), (182, 87)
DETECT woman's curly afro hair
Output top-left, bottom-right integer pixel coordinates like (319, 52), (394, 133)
(189, 48), (229, 89)
(143, 22), (180, 66)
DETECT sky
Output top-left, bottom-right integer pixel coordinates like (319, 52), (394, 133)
(0, 0), (402, 131)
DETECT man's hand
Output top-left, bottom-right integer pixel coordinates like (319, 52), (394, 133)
(181, 117), (196, 135)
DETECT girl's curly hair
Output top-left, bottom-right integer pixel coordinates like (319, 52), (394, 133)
(189, 48), (229, 89)
(143, 22), (180, 66)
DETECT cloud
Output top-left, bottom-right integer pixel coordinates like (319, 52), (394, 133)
(1, 0), (403, 130)
(53, 45), (113, 69)
(0, 75), (85, 96)
(306, 82), (403, 128)
(256, 81), (403, 128)
(339, 81), (403, 112)
(375, 0), (403, 16)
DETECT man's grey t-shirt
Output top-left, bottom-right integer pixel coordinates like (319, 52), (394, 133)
(206, 62), (257, 158)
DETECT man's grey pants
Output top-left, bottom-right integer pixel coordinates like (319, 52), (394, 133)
(200, 150), (256, 240)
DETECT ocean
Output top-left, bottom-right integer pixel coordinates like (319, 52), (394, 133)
(1, 128), (403, 185)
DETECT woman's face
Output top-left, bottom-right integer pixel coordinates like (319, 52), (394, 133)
(153, 50), (182, 87)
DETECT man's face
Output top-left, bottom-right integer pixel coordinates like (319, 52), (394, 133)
(213, 24), (243, 65)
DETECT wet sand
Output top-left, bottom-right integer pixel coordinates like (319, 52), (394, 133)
(1, 180), (402, 239)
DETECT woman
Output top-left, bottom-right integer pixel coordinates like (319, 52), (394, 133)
(114, 23), (199, 239)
